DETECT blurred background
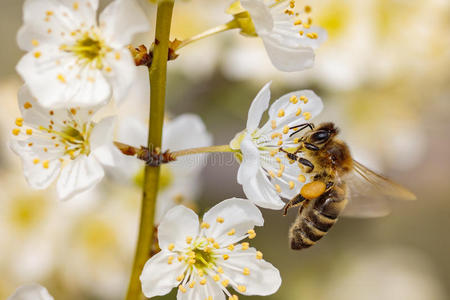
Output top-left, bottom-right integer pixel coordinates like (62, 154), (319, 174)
(0, 0), (449, 299)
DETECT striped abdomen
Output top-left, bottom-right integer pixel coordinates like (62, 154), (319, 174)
(289, 184), (347, 250)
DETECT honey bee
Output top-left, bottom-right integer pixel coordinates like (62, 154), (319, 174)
(280, 122), (416, 250)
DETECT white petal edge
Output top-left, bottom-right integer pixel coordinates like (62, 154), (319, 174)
(140, 250), (186, 298)
(99, 0), (150, 47)
(203, 198), (263, 244)
(56, 155), (104, 201)
(7, 284), (54, 300)
(158, 205), (200, 250)
(237, 136), (260, 184)
(242, 169), (285, 210)
(246, 81), (271, 132)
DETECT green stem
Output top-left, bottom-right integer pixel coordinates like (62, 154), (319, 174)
(177, 20), (239, 50)
(125, 1), (174, 300)
(170, 144), (235, 158)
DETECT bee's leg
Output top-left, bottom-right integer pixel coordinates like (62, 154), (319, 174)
(298, 157), (315, 172)
(325, 181), (335, 191)
(304, 142), (319, 151)
(279, 147), (299, 161)
(283, 194), (307, 216)
(289, 123), (315, 137)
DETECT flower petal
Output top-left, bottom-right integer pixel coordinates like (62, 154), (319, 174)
(99, 0), (150, 47)
(7, 284), (54, 300)
(158, 205), (200, 251)
(163, 114), (213, 176)
(140, 250), (186, 298)
(103, 49), (137, 104)
(241, 0), (274, 32)
(16, 45), (111, 108)
(237, 136), (260, 184)
(90, 116), (116, 167)
(263, 89), (323, 133)
(56, 154), (104, 200)
(177, 274), (225, 300)
(17, 0), (98, 51)
(262, 35), (315, 72)
(246, 82), (271, 132)
(203, 198), (263, 245)
(242, 169), (285, 210)
(221, 248), (281, 296)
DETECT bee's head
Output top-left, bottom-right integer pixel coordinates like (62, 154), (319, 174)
(304, 122), (339, 147)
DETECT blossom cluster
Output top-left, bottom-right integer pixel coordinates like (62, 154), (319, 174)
(8, 0), (327, 299)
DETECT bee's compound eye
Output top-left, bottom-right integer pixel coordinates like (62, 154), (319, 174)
(310, 130), (330, 144)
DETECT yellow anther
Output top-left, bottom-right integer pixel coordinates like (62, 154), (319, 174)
(299, 95), (307, 102)
(277, 109), (285, 117)
(188, 251), (196, 258)
(221, 280), (229, 287)
(290, 95), (298, 104)
(204, 246), (212, 253)
(28, 143), (33, 147)
(201, 222), (210, 229)
(105, 66), (112, 72)
(34, 51), (42, 58)
(271, 120), (277, 129)
(217, 267), (224, 274)
(206, 297), (213, 300)
(24, 102), (32, 109)
(294, 20), (302, 26)
(33, 158), (40, 164)
(227, 228), (236, 236)
(46, 10), (54, 16)
(32, 39), (39, 46)
(303, 112), (312, 120)
(186, 236), (193, 244)
(178, 285), (187, 293)
(256, 251), (263, 259)
(306, 32), (318, 39)
(42, 160), (50, 169)
(296, 108), (302, 116)
(277, 164), (285, 177)
(189, 281), (196, 288)
(270, 149), (278, 157)
(223, 254), (230, 260)
(237, 285), (247, 293)
(229, 296), (239, 300)
(289, 0), (295, 8)
(57, 74), (66, 83)
(168, 243), (175, 251)
(275, 184), (281, 193)
(304, 5), (311, 13)
(282, 125), (289, 134)
(241, 242), (249, 250)
(167, 256), (174, 265)
(216, 217), (224, 223)
(26, 129), (33, 135)
(268, 170), (275, 178)
(299, 30), (304, 36)
(243, 267), (251, 275)
(213, 274), (220, 281)
(247, 229), (256, 239)
(227, 244), (235, 251)
(73, 2), (79, 10)
(188, 258), (196, 265)
(303, 23), (310, 29)
(176, 274), (184, 281)
(198, 269), (205, 277)
(200, 278), (207, 285)
(207, 237), (215, 243)
(289, 181), (295, 190)
(12, 128), (20, 136)
(284, 9), (294, 16)
(276, 157), (281, 163)
(298, 174), (306, 183)
(271, 132), (282, 139)
(213, 242), (220, 249)
(115, 52), (121, 60)
(277, 140), (283, 146)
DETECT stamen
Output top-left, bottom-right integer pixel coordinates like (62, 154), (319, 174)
(256, 251), (263, 259)
(168, 243), (175, 251)
(247, 229), (256, 239)
(216, 217), (224, 223)
(241, 242), (249, 250)
(243, 267), (250, 275)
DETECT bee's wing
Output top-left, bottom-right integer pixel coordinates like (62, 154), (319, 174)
(342, 160), (416, 218)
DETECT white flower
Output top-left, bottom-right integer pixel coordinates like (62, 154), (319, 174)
(9, 85), (116, 200)
(140, 198), (281, 300)
(16, 0), (149, 108)
(7, 284), (53, 300)
(232, 0), (326, 71)
(230, 82), (323, 209)
(111, 114), (213, 224)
